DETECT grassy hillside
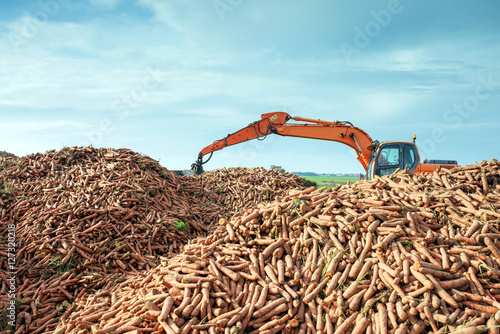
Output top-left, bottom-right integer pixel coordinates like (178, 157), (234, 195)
(303, 175), (360, 187)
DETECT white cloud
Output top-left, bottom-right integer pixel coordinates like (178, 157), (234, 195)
(135, 0), (213, 43)
(346, 39), (500, 75)
(363, 91), (418, 117)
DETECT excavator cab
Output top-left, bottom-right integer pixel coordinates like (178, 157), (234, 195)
(366, 142), (419, 179)
(366, 141), (457, 179)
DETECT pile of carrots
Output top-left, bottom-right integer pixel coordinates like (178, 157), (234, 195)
(49, 159), (500, 334)
(0, 147), (303, 334)
(188, 167), (306, 220)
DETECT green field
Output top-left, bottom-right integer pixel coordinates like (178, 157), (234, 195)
(302, 176), (360, 185)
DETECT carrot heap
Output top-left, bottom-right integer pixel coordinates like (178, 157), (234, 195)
(192, 167), (306, 219)
(51, 159), (500, 334)
(0, 146), (304, 334)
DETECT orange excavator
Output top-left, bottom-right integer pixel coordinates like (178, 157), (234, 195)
(191, 112), (458, 179)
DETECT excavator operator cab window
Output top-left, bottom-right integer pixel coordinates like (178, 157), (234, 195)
(375, 144), (400, 176)
(377, 145), (399, 167)
(403, 144), (417, 171)
(373, 143), (419, 177)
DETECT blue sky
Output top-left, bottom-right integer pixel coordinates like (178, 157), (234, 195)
(1, 0), (499, 173)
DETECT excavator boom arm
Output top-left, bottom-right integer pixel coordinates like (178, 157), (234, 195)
(192, 112), (375, 174)
(270, 122), (373, 170)
(198, 112), (292, 157)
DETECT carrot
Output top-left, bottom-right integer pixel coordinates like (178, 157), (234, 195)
(240, 303), (256, 333)
(370, 310), (379, 334)
(425, 274), (459, 308)
(409, 267), (433, 290)
(446, 327), (487, 334)
(251, 315), (287, 333)
(413, 242), (442, 268)
(484, 237), (500, 259)
(179, 317), (199, 334)
(227, 304), (250, 327)
(325, 272), (343, 296)
(254, 284), (269, 309)
(391, 242), (403, 267)
(94, 317), (139, 334)
(182, 293), (203, 317)
(418, 266), (454, 280)
(386, 302), (398, 329)
(377, 303), (388, 334)
(334, 312), (358, 334)
(351, 316), (370, 334)
(468, 267), (486, 295)
(159, 319), (176, 334)
(367, 219), (381, 233)
(361, 264), (379, 304)
(450, 247), (487, 261)
(82, 310), (108, 323)
(395, 300), (407, 322)
(450, 258), (464, 273)
(487, 318), (500, 334)
(439, 277), (469, 290)
(394, 324), (408, 334)
(329, 232), (346, 251)
(276, 259), (285, 284)
(258, 252), (266, 279)
(284, 254), (294, 273)
(378, 262), (397, 278)
(443, 308), (460, 327)
(408, 320), (426, 334)
(465, 308), (494, 319)
(252, 297), (286, 318)
(380, 270), (406, 299)
(430, 311), (450, 326)
(403, 259), (410, 284)
(343, 279), (361, 300)
(338, 263), (353, 287)
(462, 301), (499, 314)
(283, 283), (299, 300)
(303, 275), (331, 303)
(173, 292), (192, 316)
(211, 260), (241, 282)
(425, 305), (439, 332)
(325, 251), (344, 278)
(348, 288), (367, 311)
(372, 232), (398, 250)
(356, 259), (374, 282)
(316, 305), (325, 331)
(264, 265), (279, 284)
(249, 303), (288, 327)
(323, 313), (334, 334)
(209, 306), (242, 325)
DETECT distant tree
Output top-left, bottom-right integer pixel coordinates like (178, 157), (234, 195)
(301, 172), (318, 176)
